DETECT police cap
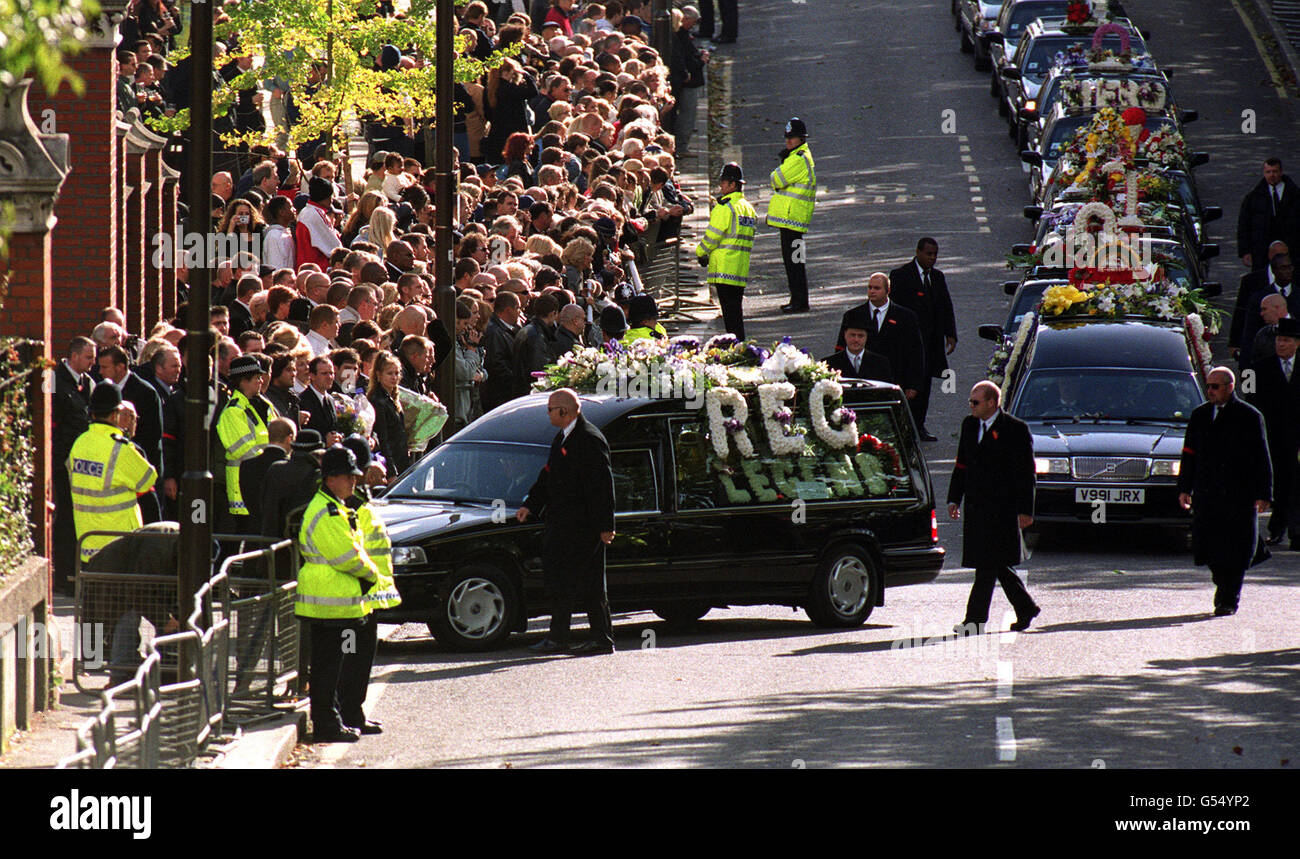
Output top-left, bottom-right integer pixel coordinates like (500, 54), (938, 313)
(600, 305), (628, 338)
(228, 355), (265, 379)
(785, 117), (808, 139)
(321, 446), (364, 478)
(718, 162), (744, 185)
(341, 434), (372, 470)
(89, 382), (123, 416)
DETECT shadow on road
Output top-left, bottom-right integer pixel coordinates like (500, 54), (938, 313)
(424, 647), (1300, 768)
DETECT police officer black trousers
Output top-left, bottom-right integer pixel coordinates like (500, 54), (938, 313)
(305, 616), (373, 734)
(716, 284), (745, 340)
(779, 228), (809, 309)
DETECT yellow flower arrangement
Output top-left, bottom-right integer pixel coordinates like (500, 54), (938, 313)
(1042, 284), (1090, 314)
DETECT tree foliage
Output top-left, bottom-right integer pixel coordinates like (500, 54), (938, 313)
(0, 0), (100, 93)
(148, 0), (512, 150)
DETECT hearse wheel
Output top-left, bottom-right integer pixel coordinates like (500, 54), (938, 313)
(805, 544), (879, 627)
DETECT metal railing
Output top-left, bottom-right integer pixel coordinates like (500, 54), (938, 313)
(59, 534), (300, 769)
(638, 237), (717, 322)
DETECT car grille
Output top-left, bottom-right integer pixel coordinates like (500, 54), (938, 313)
(1071, 456), (1151, 480)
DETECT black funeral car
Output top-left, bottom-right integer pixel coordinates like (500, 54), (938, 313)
(371, 383), (945, 650)
(1000, 318), (1204, 526)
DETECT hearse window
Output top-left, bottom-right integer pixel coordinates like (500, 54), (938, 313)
(671, 407), (915, 510)
(385, 442), (548, 507)
(612, 449), (658, 513)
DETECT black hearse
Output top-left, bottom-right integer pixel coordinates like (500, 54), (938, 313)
(372, 382), (945, 650)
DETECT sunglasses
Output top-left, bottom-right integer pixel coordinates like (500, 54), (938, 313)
(1205, 382), (1227, 389)
(969, 398), (983, 405)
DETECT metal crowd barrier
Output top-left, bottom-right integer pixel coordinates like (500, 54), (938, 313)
(639, 237), (716, 322)
(57, 651), (162, 769)
(60, 533), (301, 768)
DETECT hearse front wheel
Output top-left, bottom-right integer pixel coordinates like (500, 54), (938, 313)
(429, 565), (518, 651)
(805, 545), (880, 628)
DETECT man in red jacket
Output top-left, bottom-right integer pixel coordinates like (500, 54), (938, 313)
(295, 177), (342, 271)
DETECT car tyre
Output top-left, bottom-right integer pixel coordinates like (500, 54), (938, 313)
(974, 49), (992, 72)
(997, 94), (1009, 117)
(805, 543), (879, 628)
(990, 73), (1001, 99)
(428, 564), (518, 651)
(653, 603), (712, 627)
(960, 27), (974, 53)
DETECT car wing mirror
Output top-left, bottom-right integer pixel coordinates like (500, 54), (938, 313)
(1023, 205), (1043, 221)
(1179, 109), (1198, 123)
(1190, 151), (1210, 168)
(1000, 66), (1022, 80)
(1200, 281), (1222, 298)
(978, 324), (1005, 342)
(1202, 205), (1222, 223)
(1020, 150), (1043, 166)
(1010, 243), (1033, 255)
(1199, 243), (1220, 260)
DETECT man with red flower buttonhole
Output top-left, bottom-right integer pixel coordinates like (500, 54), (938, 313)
(948, 380), (1040, 635)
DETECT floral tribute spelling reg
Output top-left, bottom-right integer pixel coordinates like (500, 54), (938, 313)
(535, 335), (912, 505)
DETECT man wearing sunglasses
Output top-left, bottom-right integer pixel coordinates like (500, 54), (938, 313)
(1178, 368), (1274, 616)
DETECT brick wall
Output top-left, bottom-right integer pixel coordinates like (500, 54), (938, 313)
(32, 45), (119, 355)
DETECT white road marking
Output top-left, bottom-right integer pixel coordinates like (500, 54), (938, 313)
(996, 660), (1014, 700)
(996, 716), (1017, 761)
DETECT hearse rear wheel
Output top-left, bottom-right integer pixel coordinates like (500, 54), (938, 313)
(653, 603), (712, 626)
(806, 545), (879, 627)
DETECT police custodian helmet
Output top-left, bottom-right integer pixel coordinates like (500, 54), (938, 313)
(321, 446), (365, 478)
(718, 162), (745, 185)
(785, 117), (808, 138)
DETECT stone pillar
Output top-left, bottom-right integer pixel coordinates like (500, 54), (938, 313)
(116, 117), (130, 328)
(124, 125), (149, 337)
(160, 163), (181, 322)
(31, 2), (128, 355)
(133, 117), (169, 333)
(0, 79), (71, 561)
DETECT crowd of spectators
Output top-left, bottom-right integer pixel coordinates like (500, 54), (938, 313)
(50, 1), (709, 589)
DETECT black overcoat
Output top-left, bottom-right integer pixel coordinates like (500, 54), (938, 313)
(889, 261), (958, 378)
(523, 413), (616, 573)
(947, 411), (1036, 568)
(1177, 396), (1273, 568)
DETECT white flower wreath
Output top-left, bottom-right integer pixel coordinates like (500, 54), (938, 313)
(705, 387), (755, 459)
(810, 378), (858, 449)
(757, 382), (806, 455)
(1075, 201), (1118, 241)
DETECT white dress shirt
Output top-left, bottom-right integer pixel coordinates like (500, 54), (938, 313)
(305, 329), (334, 358)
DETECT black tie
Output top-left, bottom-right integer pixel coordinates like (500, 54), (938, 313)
(1273, 186), (1281, 216)
(923, 270), (931, 292)
(873, 308), (883, 333)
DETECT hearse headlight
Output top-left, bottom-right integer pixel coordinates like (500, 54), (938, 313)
(391, 546), (428, 567)
(1150, 459), (1181, 477)
(1034, 457), (1070, 475)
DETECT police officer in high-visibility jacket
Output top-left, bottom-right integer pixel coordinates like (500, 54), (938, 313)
(768, 117), (816, 314)
(338, 434), (401, 736)
(216, 354), (278, 533)
(296, 446), (380, 743)
(67, 383), (158, 564)
(696, 162), (758, 339)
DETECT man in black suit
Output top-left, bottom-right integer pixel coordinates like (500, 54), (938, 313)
(240, 417), (295, 526)
(289, 272), (330, 325)
(1228, 240), (1287, 355)
(1237, 157), (1300, 271)
(1178, 367), (1273, 615)
(836, 272), (926, 409)
(261, 429), (324, 540)
(1238, 254), (1300, 364)
(948, 381), (1040, 634)
(98, 345), (164, 524)
(53, 337), (95, 591)
(889, 238), (958, 440)
(824, 308), (892, 382)
(385, 240), (416, 282)
(1245, 321), (1300, 548)
(516, 389), (617, 656)
(227, 276), (259, 339)
(300, 356), (341, 441)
